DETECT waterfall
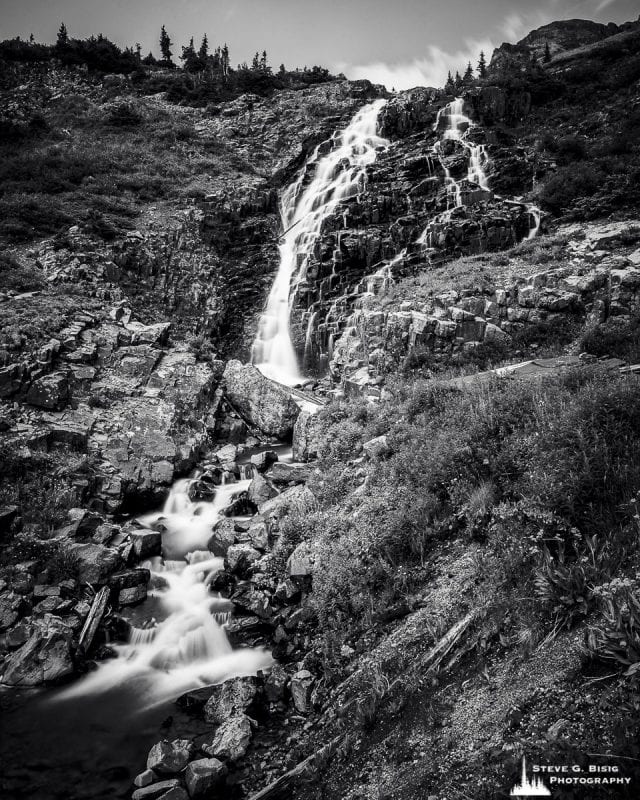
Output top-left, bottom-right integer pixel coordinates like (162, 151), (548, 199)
(527, 205), (542, 239)
(418, 98), (491, 247)
(433, 97), (490, 207)
(251, 98), (389, 386)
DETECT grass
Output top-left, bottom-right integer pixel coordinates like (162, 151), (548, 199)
(0, 289), (102, 361)
(272, 366), (640, 661)
(0, 91), (250, 244)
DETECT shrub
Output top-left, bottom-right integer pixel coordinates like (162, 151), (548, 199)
(579, 316), (640, 362)
(538, 163), (604, 214)
(0, 252), (45, 291)
(104, 103), (143, 128)
(556, 134), (587, 161)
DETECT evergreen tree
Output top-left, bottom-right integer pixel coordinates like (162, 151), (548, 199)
(221, 43), (229, 79)
(543, 41), (551, 63)
(260, 50), (270, 73)
(445, 70), (455, 94)
(251, 51), (260, 70)
(29, 33), (35, 44)
(463, 61), (474, 84)
(454, 70), (463, 91)
(198, 34), (209, 60)
(159, 25), (173, 65)
(477, 50), (487, 78)
(56, 22), (68, 47)
(135, 42), (142, 61)
(279, 63), (286, 75)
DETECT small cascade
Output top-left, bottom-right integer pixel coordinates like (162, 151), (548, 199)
(56, 478), (271, 705)
(416, 98), (493, 250)
(527, 205), (542, 239)
(251, 99), (389, 386)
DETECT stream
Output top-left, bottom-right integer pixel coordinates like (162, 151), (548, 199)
(0, 448), (284, 800)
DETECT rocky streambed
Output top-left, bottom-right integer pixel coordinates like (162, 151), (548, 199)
(0, 355), (326, 800)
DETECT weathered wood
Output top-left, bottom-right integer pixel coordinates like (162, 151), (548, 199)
(78, 585), (110, 653)
(247, 735), (345, 800)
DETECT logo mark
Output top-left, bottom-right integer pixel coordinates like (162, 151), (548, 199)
(510, 757), (551, 797)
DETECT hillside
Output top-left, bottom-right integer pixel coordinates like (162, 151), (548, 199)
(1, 14), (640, 800)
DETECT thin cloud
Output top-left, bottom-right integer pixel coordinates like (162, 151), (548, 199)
(501, 12), (527, 42)
(337, 38), (494, 92)
(595, 0), (618, 10)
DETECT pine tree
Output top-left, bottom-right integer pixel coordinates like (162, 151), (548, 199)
(56, 22), (68, 47)
(260, 50), (270, 73)
(454, 70), (463, 91)
(543, 41), (551, 63)
(29, 33), (35, 44)
(463, 61), (474, 84)
(198, 34), (209, 60)
(445, 70), (455, 94)
(135, 42), (142, 61)
(279, 63), (286, 75)
(221, 44), (230, 79)
(477, 51), (487, 78)
(251, 51), (260, 70)
(159, 25), (173, 65)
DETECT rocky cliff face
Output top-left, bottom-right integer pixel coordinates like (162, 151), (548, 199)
(490, 15), (640, 72)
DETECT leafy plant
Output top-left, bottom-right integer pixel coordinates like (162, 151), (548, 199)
(587, 585), (640, 679)
(534, 534), (618, 626)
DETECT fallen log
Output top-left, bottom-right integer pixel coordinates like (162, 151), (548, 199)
(247, 735), (345, 800)
(78, 585), (110, 653)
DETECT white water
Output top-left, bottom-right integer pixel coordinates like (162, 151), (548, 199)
(417, 98), (491, 247)
(56, 479), (271, 707)
(431, 97), (490, 212)
(527, 205), (542, 239)
(251, 99), (389, 386)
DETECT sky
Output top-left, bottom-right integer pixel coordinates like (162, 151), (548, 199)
(0, 0), (638, 89)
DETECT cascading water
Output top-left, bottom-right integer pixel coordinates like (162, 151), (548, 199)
(434, 97), (490, 204)
(56, 478), (271, 707)
(251, 99), (389, 386)
(527, 205), (542, 239)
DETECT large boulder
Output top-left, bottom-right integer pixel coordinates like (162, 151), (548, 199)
(1, 626), (74, 686)
(68, 543), (122, 584)
(25, 372), (69, 410)
(202, 714), (253, 762)
(130, 529), (162, 559)
(290, 669), (315, 713)
(207, 518), (236, 556)
(222, 360), (300, 437)
(108, 569), (150, 605)
(287, 541), (316, 578)
(146, 739), (193, 775)
(203, 676), (260, 724)
(362, 435), (391, 460)
(225, 544), (261, 577)
(185, 758), (228, 797)
(292, 410), (323, 462)
(269, 462), (313, 485)
(132, 780), (181, 800)
(247, 473), (278, 506)
(258, 484), (315, 520)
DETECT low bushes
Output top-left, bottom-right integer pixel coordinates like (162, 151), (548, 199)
(293, 367), (640, 653)
(0, 252), (45, 292)
(579, 316), (640, 363)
